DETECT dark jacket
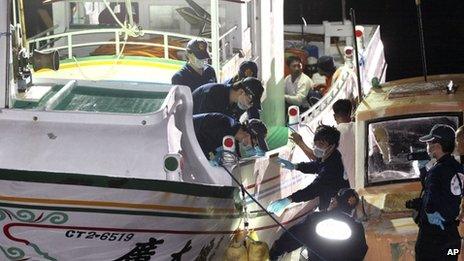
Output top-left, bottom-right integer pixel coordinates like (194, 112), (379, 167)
(269, 210), (368, 261)
(289, 150), (350, 210)
(420, 154), (463, 225)
(193, 113), (240, 158)
(192, 83), (260, 120)
(171, 64), (217, 92)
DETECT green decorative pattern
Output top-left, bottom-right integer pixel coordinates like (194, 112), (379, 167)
(0, 208), (69, 224)
(29, 243), (57, 261)
(0, 246), (25, 261)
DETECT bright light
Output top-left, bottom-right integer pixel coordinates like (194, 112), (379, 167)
(315, 218), (352, 240)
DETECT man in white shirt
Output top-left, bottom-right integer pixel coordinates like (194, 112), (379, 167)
(333, 99), (355, 188)
(284, 56), (313, 110)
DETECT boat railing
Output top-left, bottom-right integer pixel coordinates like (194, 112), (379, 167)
(300, 66), (357, 126)
(27, 26), (239, 74)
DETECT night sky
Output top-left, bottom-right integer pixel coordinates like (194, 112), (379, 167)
(284, 0), (464, 81)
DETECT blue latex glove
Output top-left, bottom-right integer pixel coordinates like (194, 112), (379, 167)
(267, 198), (292, 214)
(254, 147), (265, 157)
(243, 146), (257, 158)
(418, 160), (429, 169)
(276, 157), (295, 170)
(427, 212), (445, 230)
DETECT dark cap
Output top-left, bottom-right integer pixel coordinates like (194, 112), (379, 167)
(246, 119), (268, 151)
(186, 39), (210, 59)
(317, 55), (336, 74)
(419, 124), (456, 143)
(335, 188), (359, 213)
(240, 77), (264, 110)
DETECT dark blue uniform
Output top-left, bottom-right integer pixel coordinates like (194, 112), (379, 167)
(416, 154), (463, 261)
(269, 210), (368, 261)
(289, 150), (350, 210)
(192, 83), (260, 120)
(171, 64), (217, 92)
(193, 113), (240, 158)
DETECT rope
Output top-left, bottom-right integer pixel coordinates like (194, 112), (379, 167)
(70, 0), (144, 80)
(218, 153), (326, 261)
(102, 0), (143, 38)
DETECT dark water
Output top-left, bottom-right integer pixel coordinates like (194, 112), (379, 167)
(284, 0), (464, 81)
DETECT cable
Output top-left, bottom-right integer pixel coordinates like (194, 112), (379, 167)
(219, 161), (326, 261)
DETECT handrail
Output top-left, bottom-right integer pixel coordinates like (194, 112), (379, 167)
(219, 25), (238, 41)
(300, 66), (356, 124)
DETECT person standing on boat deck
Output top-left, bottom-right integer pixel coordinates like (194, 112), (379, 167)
(171, 39), (217, 92)
(224, 60), (258, 85)
(192, 77), (264, 121)
(284, 56), (313, 112)
(193, 113), (268, 160)
(269, 125), (349, 214)
(313, 56), (339, 95)
(414, 124), (462, 261)
(268, 188), (368, 261)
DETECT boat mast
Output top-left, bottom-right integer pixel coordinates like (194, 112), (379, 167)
(415, 0), (428, 82)
(349, 8), (363, 103)
(210, 0), (220, 78)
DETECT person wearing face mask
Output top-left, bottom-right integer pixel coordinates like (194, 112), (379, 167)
(224, 60), (258, 85)
(171, 39), (217, 92)
(268, 125), (349, 214)
(192, 77), (264, 121)
(268, 188), (368, 261)
(284, 56), (313, 111)
(193, 113), (268, 161)
(290, 99), (355, 188)
(414, 124), (463, 261)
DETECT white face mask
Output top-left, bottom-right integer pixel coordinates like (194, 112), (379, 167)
(237, 93), (252, 110)
(237, 101), (250, 110)
(190, 56), (208, 69)
(314, 146), (326, 158)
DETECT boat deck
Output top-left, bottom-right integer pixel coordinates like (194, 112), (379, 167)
(13, 82), (168, 114)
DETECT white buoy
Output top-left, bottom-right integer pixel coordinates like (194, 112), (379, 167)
(344, 46), (354, 69)
(223, 135), (236, 152)
(163, 153), (182, 181)
(288, 105), (300, 126)
(355, 25), (365, 50)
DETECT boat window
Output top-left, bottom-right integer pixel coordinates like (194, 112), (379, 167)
(69, 1), (139, 28)
(366, 115), (460, 185)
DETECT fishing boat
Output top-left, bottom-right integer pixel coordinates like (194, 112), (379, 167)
(0, 0), (388, 260)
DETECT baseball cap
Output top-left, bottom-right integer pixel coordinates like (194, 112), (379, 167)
(240, 77), (264, 110)
(419, 124), (456, 143)
(246, 119), (268, 151)
(186, 39), (210, 59)
(317, 56), (336, 74)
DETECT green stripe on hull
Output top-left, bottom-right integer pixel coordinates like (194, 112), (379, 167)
(0, 169), (238, 199)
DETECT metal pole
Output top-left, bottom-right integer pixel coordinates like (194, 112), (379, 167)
(350, 8), (363, 103)
(415, 0), (428, 82)
(341, 0), (346, 23)
(210, 0), (220, 79)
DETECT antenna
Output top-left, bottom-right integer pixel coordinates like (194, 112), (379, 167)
(415, 0), (428, 82)
(349, 9), (363, 104)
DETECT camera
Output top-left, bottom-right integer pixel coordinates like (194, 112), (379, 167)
(407, 151), (430, 161)
(405, 198), (422, 211)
